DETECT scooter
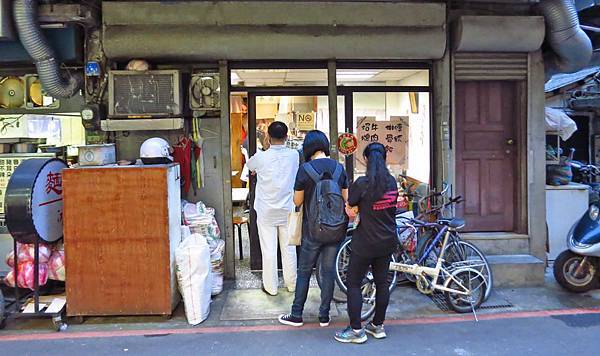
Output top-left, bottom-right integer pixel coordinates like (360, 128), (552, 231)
(553, 204), (600, 292)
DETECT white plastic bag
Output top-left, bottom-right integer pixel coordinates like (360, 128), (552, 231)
(545, 107), (577, 140)
(175, 233), (212, 325)
(209, 239), (225, 296)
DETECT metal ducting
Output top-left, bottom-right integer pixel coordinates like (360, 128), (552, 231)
(13, 0), (81, 98)
(541, 0), (593, 80)
(452, 16), (545, 53)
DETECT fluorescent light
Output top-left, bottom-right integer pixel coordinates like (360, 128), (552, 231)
(337, 74), (375, 81)
(337, 70), (378, 81)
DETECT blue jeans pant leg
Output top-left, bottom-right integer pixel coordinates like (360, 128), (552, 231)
(291, 238), (321, 318)
(317, 243), (338, 318)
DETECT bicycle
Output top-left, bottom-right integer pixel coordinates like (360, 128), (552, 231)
(337, 218), (487, 320)
(397, 185), (493, 301)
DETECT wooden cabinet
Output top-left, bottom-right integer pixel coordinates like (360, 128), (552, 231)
(63, 164), (181, 316)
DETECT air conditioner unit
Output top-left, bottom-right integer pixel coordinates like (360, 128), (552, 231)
(189, 72), (220, 113)
(108, 70), (182, 118)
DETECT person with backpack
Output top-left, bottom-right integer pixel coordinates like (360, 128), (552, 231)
(334, 142), (399, 344)
(278, 130), (349, 328)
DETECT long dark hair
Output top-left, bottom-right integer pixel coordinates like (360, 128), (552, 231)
(302, 130), (330, 162)
(363, 142), (390, 200)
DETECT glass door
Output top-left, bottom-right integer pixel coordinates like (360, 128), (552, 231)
(247, 94), (342, 270)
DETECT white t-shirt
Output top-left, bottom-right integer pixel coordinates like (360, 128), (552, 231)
(247, 145), (299, 226)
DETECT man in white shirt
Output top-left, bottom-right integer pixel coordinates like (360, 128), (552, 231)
(247, 122), (299, 295)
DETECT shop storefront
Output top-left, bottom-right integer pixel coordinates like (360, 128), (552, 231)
(96, 1), (548, 286)
(0, 1), (551, 291)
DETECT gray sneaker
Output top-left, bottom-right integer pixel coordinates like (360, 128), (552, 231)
(365, 322), (387, 339)
(334, 326), (367, 344)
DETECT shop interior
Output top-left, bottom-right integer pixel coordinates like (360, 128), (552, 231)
(227, 66), (432, 288)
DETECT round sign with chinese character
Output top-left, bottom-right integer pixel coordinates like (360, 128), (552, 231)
(338, 133), (358, 156)
(5, 158), (67, 243)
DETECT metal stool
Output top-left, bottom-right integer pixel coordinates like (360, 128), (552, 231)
(232, 216), (248, 260)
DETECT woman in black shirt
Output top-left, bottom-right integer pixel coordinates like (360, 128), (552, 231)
(334, 143), (399, 344)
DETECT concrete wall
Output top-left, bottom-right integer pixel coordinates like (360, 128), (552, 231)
(528, 51), (548, 263)
(102, 1), (446, 60)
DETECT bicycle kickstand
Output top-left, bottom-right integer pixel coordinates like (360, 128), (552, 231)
(470, 299), (479, 322)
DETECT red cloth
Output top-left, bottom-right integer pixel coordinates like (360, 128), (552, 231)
(173, 137), (192, 194)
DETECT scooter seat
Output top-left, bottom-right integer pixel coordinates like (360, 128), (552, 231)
(438, 218), (465, 229)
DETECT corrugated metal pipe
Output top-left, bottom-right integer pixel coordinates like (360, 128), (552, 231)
(13, 0), (81, 98)
(540, 0), (593, 80)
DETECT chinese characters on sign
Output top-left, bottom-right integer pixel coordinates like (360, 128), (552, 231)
(356, 116), (409, 169)
(296, 112), (315, 131)
(45, 172), (63, 195)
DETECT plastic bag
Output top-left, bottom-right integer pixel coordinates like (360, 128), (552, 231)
(4, 262), (49, 290)
(48, 249), (65, 281)
(5, 250), (15, 268)
(175, 233), (212, 325)
(17, 243), (52, 264)
(547, 155), (573, 186)
(545, 107), (577, 140)
(209, 239), (225, 296)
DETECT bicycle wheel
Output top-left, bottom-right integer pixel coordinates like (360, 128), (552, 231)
(316, 255), (347, 303)
(418, 231), (493, 301)
(334, 238), (398, 294)
(444, 269), (486, 313)
(444, 239), (493, 301)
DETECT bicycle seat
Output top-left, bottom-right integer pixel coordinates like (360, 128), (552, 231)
(438, 218), (465, 229)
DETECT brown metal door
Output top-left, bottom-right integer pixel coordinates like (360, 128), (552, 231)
(455, 81), (518, 232)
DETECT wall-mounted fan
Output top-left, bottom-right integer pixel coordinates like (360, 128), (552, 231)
(0, 77), (25, 109)
(189, 72), (220, 113)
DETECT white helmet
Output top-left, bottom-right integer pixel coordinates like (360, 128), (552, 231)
(140, 137), (173, 164)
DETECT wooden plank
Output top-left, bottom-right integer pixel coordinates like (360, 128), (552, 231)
(63, 166), (173, 316)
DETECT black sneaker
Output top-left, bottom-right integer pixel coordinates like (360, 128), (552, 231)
(319, 315), (330, 327)
(278, 313), (303, 327)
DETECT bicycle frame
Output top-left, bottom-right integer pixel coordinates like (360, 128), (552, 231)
(389, 225), (473, 296)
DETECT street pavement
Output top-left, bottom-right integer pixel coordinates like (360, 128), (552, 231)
(1, 310), (600, 355)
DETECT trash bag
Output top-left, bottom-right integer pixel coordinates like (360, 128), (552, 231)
(175, 233), (212, 325)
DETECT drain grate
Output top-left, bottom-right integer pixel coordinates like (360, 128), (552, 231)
(428, 292), (514, 312)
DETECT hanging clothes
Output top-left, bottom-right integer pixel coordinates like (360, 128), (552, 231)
(173, 136), (192, 194)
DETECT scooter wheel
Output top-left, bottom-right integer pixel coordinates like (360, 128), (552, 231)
(553, 251), (599, 293)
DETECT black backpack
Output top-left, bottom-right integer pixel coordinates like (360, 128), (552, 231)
(304, 161), (348, 244)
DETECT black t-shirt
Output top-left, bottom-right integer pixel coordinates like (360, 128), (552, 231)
(294, 158), (349, 240)
(348, 174), (399, 258)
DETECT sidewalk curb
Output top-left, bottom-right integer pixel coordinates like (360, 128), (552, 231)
(1, 307), (599, 342)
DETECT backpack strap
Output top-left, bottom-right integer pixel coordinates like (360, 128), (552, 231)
(332, 163), (343, 183)
(304, 162), (321, 183)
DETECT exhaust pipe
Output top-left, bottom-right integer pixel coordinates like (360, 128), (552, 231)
(540, 0), (593, 80)
(13, 0), (81, 99)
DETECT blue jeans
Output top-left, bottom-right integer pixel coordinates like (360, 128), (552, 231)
(291, 237), (338, 318)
